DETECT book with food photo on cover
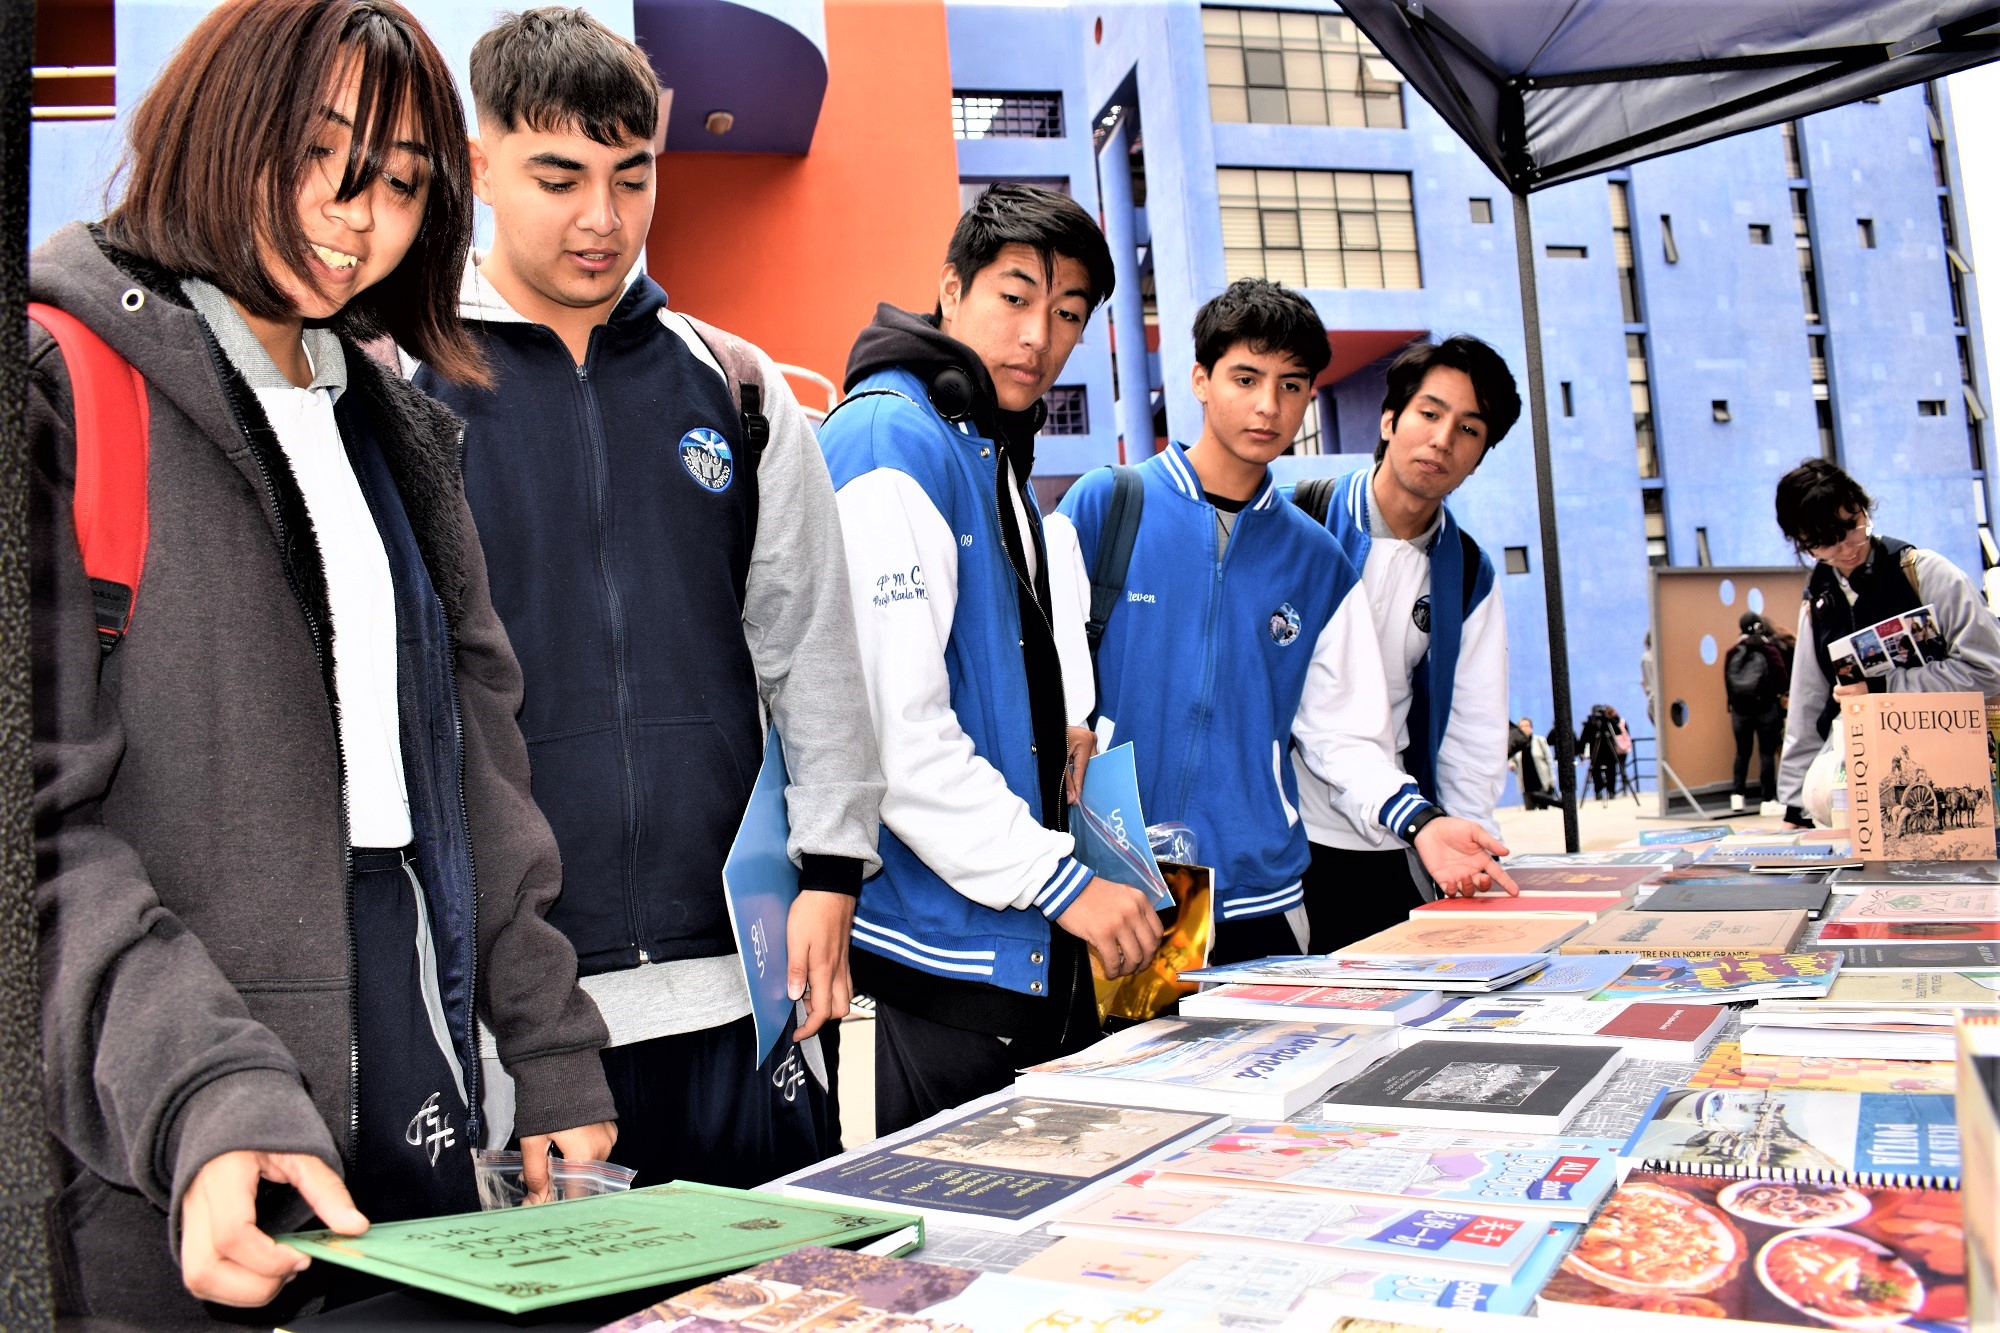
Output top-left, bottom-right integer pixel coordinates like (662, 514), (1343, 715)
(1137, 1119), (1620, 1221)
(1589, 952), (1841, 1003)
(1843, 691), (1996, 862)
(775, 1093), (1224, 1234)
(1320, 1040), (1625, 1134)
(1334, 916), (1583, 957)
(1045, 1184), (1547, 1278)
(1624, 1087), (1961, 1186)
(1687, 1042), (1959, 1095)
(592, 1245), (1221, 1333)
(1176, 983), (1446, 1025)
(1404, 996), (1726, 1062)
(1013, 1016), (1400, 1118)
(1557, 910), (1809, 958)
(1012, 1226), (1583, 1321)
(1536, 1171), (1969, 1332)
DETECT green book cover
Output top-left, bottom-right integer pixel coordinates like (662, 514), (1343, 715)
(278, 1181), (922, 1315)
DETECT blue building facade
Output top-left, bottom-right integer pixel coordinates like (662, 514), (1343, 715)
(946, 0), (1995, 783)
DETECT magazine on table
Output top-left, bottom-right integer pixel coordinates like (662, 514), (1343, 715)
(1826, 602), (1949, 683)
(1403, 995), (1726, 1062)
(1590, 952), (1841, 1003)
(1176, 982), (1446, 1025)
(1180, 954), (1550, 991)
(1687, 1041), (1959, 1096)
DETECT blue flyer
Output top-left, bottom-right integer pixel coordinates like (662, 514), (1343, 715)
(1069, 742), (1173, 909)
(723, 727), (799, 1067)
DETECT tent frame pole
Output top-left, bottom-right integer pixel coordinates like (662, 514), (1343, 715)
(1511, 190), (1581, 852)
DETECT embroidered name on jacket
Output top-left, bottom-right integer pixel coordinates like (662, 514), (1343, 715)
(678, 427), (734, 491)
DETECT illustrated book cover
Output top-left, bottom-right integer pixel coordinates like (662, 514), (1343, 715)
(1319, 1040), (1625, 1134)
(1404, 996), (1726, 1061)
(1688, 1042), (1958, 1096)
(1176, 983), (1445, 1025)
(1589, 952), (1841, 1003)
(1334, 916), (1583, 957)
(1834, 860), (2000, 889)
(1834, 883), (2000, 922)
(1537, 1171), (1969, 1331)
(1179, 954), (1549, 991)
(776, 1093), (1223, 1234)
(277, 1182), (922, 1315)
(1556, 909), (1808, 957)
(1138, 1119), (1619, 1222)
(1012, 1225), (1580, 1321)
(1624, 1087), (1961, 1186)
(1044, 1184), (1546, 1278)
(1495, 954), (1641, 995)
(591, 1245), (1220, 1333)
(1014, 1017), (1399, 1118)
(1843, 692), (1996, 862)
(1816, 920), (2000, 945)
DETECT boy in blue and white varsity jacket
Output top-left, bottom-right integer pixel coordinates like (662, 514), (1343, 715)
(413, 11), (882, 1189)
(1049, 282), (1518, 964)
(818, 186), (1162, 1136)
(1292, 336), (1524, 952)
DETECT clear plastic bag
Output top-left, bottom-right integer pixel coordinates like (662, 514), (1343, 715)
(472, 1148), (636, 1209)
(1147, 822), (1200, 866)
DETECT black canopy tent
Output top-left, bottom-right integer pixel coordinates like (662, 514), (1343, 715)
(1337, 0), (2000, 850)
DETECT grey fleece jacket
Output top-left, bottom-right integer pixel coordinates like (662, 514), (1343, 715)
(30, 224), (612, 1330)
(1778, 545), (2000, 807)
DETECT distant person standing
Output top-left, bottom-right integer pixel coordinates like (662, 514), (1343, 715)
(1774, 459), (2000, 825)
(1510, 718), (1556, 810)
(1723, 612), (1787, 816)
(1577, 705), (1623, 801)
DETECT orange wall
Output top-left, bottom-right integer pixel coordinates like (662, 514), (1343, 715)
(648, 0), (962, 393)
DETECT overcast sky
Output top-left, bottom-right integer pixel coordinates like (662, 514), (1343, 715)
(1949, 67), (1999, 385)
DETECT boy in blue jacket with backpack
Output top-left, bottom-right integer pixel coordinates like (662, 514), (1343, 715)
(1048, 281), (1511, 963)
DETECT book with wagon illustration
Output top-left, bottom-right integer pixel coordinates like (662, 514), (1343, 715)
(1844, 692), (1996, 861)
(1536, 1171), (1969, 1331)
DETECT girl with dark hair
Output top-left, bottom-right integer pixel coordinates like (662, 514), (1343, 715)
(29, 1), (614, 1323)
(1772, 458), (2000, 825)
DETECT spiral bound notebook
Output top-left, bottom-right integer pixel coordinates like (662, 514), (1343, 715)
(1620, 1086), (1962, 1189)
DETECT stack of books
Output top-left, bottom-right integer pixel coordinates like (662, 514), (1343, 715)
(1181, 953), (1552, 991)
(1739, 972), (2000, 1060)
(1401, 994), (1727, 1061)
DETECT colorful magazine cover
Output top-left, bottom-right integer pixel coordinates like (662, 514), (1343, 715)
(1688, 1042), (1959, 1096)
(1538, 1171), (1968, 1331)
(1180, 954), (1549, 990)
(1139, 1119), (1619, 1221)
(1047, 1184), (1545, 1277)
(1069, 742), (1173, 909)
(777, 1094), (1224, 1233)
(1176, 983), (1444, 1025)
(1497, 953), (1640, 995)
(594, 1245), (1220, 1333)
(1590, 952), (1840, 1003)
(1625, 1088), (1961, 1186)
(1015, 1222), (1581, 1321)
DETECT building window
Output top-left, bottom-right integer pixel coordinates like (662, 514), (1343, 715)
(1609, 180), (1641, 324)
(1545, 245), (1588, 260)
(1203, 6), (1404, 129)
(1560, 381), (1574, 417)
(1809, 334), (1829, 391)
(32, 0), (116, 121)
(1469, 198), (1493, 224)
(1919, 399), (1949, 417)
(1816, 398), (1837, 459)
(1781, 120), (1805, 179)
(1695, 526), (1713, 567)
(1857, 218), (1876, 249)
(1504, 546), (1530, 575)
(1289, 397), (1325, 455)
(1793, 188), (1822, 325)
(1219, 167), (1420, 288)
(1659, 214), (1680, 264)
(1629, 333), (1658, 479)
(1643, 488), (1669, 566)
(1749, 224), (1772, 244)
(951, 91), (1063, 139)
(1712, 400), (1731, 423)
(1044, 386), (1090, 435)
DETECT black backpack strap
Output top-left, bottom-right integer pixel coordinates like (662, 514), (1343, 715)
(661, 310), (772, 470)
(1459, 527), (1481, 615)
(1085, 466), (1145, 654)
(1293, 476), (1336, 525)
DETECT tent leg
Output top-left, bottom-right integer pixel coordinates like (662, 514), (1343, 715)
(1511, 191), (1581, 854)
(1658, 760), (1711, 818)
(0, 0), (54, 1321)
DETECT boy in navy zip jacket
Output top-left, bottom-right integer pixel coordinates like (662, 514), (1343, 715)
(1048, 282), (1511, 963)
(818, 185), (1162, 1135)
(1292, 336), (1522, 951)
(412, 9), (883, 1188)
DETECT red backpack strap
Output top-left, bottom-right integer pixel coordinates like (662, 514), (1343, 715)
(27, 302), (150, 652)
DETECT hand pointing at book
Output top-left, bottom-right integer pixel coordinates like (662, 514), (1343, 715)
(1414, 818), (1517, 897)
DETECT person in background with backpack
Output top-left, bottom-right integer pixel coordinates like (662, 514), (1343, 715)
(1774, 459), (2000, 825)
(28, 1), (617, 1322)
(818, 185), (1160, 1135)
(1289, 336), (1521, 950)
(411, 9), (881, 1187)
(1048, 282), (1516, 963)
(1724, 612), (1788, 815)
